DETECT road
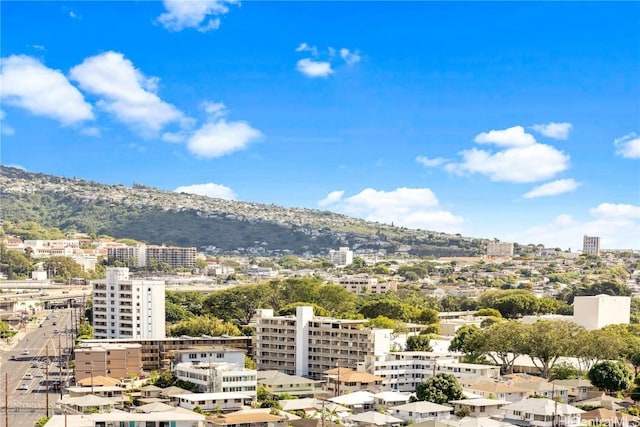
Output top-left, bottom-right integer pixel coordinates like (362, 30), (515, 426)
(0, 307), (74, 427)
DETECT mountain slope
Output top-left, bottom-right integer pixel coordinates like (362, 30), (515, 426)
(0, 166), (486, 256)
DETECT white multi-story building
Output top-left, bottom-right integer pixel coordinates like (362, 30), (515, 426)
(329, 247), (354, 267)
(92, 267), (166, 339)
(107, 244), (147, 268)
(572, 294), (630, 330)
(174, 362), (257, 396)
(107, 244), (196, 268)
(255, 306), (393, 380)
(338, 275), (398, 295)
(486, 242), (514, 257)
(583, 235), (601, 255)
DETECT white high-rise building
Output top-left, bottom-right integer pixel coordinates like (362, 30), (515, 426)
(329, 247), (354, 267)
(92, 267), (166, 339)
(583, 236), (601, 255)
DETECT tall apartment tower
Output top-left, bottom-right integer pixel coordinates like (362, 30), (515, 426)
(329, 247), (354, 267)
(92, 267), (166, 339)
(583, 235), (601, 255)
(255, 306), (392, 380)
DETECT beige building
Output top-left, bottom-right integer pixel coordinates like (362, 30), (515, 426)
(338, 275), (397, 295)
(573, 294), (631, 330)
(486, 242), (514, 257)
(78, 335), (252, 371)
(583, 235), (601, 255)
(74, 343), (143, 381)
(255, 306), (393, 380)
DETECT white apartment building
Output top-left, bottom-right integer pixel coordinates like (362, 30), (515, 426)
(572, 294), (630, 330)
(92, 267), (166, 339)
(339, 275), (398, 295)
(329, 247), (354, 267)
(255, 306), (393, 380)
(487, 242), (514, 257)
(107, 244), (147, 268)
(107, 244), (196, 268)
(174, 362), (257, 395)
(583, 235), (601, 255)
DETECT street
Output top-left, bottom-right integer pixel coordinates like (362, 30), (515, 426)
(0, 306), (74, 427)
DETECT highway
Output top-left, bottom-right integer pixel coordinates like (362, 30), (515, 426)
(0, 306), (75, 427)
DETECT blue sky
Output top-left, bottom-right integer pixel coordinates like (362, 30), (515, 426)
(1, 1), (639, 250)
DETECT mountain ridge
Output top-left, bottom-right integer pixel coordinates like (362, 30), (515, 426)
(0, 165), (488, 256)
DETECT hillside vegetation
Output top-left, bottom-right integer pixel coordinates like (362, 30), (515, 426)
(1, 166), (487, 256)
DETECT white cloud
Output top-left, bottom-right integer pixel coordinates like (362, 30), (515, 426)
(589, 202), (640, 219)
(614, 132), (640, 159)
(69, 51), (184, 136)
(340, 48), (361, 65)
(175, 183), (236, 200)
(81, 127), (101, 137)
(508, 203), (640, 250)
(30, 44), (46, 51)
(201, 101), (227, 119)
(450, 143), (570, 183)
(522, 178), (580, 199)
(69, 11), (81, 19)
(296, 58), (333, 78)
(187, 119), (261, 158)
(157, 0), (237, 32)
(0, 55), (94, 125)
(318, 190), (345, 208)
(416, 155), (446, 168)
(295, 42), (318, 57)
(474, 125), (536, 147)
(531, 122), (572, 140)
(0, 109), (15, 136)
(317, 187), (464, 233)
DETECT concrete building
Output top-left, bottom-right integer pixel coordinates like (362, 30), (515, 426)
(78, 335), (252, 371)
(486, 242), (514, 257)
(74, 343), (143, 381)
(107, 244), (196, 268)
(338, 275), (397, 295)
(583, 236), (601, 256)
(92, 267), (166, 339)
(176, 392), (253, 412)
(572, 294), (631, 330)
(174, 362), (257, 396)
(329, 247), (354, 267)
(255, 306), (393, 380)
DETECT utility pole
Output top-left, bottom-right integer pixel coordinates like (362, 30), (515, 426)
(45, 342), (49, 417)
(5, 373), (9, 427)
(58, 333), (63, 399)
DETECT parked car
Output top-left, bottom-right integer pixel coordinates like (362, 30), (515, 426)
(18, 383), (28, 390)
(21, 349), (29, 355)
(24, 373), (33, 380)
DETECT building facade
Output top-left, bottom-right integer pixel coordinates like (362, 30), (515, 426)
(486, 242), (514, 257)
(573, 294), (631, 330)
(74, 343), (143, 381)
(583, 236), (601, 255)
(92, 267), (166, 339)
(255, 306), (392, 380)
(329, 247), (354, 267)
(107, 244), (196, 268)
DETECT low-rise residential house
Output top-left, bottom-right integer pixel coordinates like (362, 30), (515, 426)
(464, 381), (531, 402)
(44, 410), (206, 427)
(348, 411), (405, 427)
(176, 392), (253, 413)
(325, 367), (383, 395)
(514, 381), (569, 403)
(56, 395), (116, 415)
(257, 370), (319, 398)
(373, 391), (412, 410)
(205, 408), (288, 427)
(580, 407), (640, 427)
(140, 384), (163, 399)
(501, 398), (584, 427)
(391, 401), (452, 423)
(449, 398), (510, 418)
(551, 379), (598, 403)
(278, 398), (349, 418)
(66, 386), (125, 399)
(328, 391), (376, 413)
(172, 347), (246, 366)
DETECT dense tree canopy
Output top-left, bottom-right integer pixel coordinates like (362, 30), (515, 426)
(415, 373), (463, 404)
(588, 361), (633, 395)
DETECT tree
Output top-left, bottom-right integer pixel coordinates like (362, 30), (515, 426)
(493, 293), (538, 319)
(167, 316), (242, 337)
(166, 301), (194, 323)
(588, 361), (633, 395)
(630, 353), (640, 377)
(43, 256), (84, 280)
(474, 321), (529, 374)
(406, 335), (433, 352)
(316, 284), (357, 316)
(203, 284), (267, 325)
(76, 322), (93, 339)
(0, 243), (33, 279)
(475, 308), (502, 318)
(415, 373), (463, 404)
(523, 320), (583, 379)
(417, 308), (439, 324)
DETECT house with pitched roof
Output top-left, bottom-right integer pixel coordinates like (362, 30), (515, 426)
(501, 398), (585, 427)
